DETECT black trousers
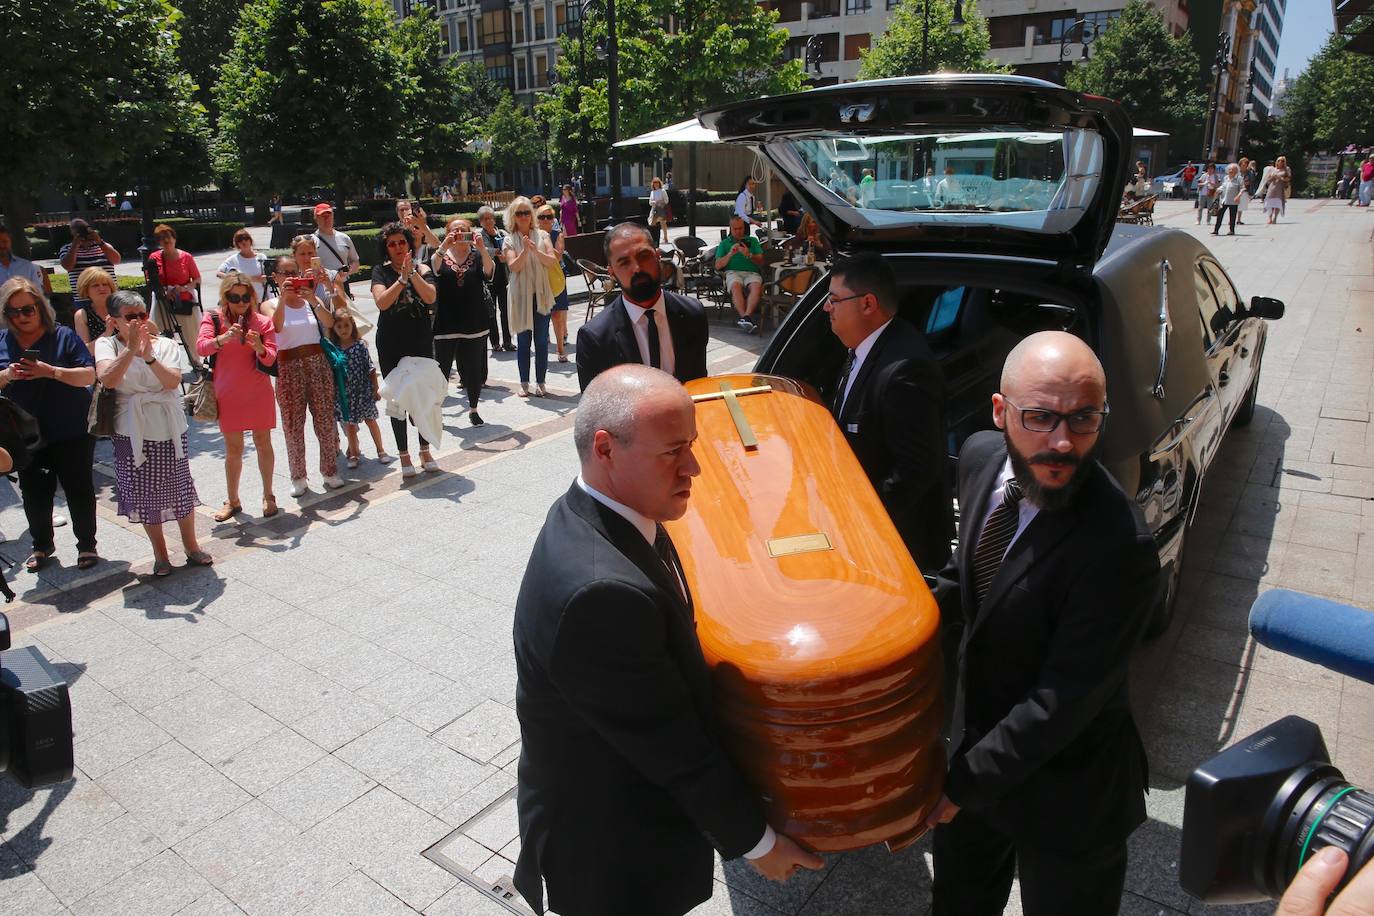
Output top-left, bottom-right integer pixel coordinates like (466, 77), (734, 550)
(435, 337), (488, 410)
(1213, 204), (1238, 234)
(932, 808), (1127, 916)
(488, 284), (511, 349)
(19, 435), (98, 555)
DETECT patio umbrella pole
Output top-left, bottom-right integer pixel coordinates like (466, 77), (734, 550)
(689, 143), (698, 239)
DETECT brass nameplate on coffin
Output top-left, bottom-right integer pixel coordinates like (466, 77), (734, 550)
(767, 533), (834, 558)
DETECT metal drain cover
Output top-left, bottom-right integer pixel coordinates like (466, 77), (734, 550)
(424, 786), (533, 915)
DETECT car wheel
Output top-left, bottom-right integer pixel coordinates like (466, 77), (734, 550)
(1232, 361), (1261, 427)
(1146, 521), (1186, 639)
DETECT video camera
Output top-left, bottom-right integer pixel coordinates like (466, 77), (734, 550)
(0, 612), (75, 788)
(1181, 589), (1374, 904)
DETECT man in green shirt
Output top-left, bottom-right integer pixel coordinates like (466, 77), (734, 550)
(713, 217), (765, 333)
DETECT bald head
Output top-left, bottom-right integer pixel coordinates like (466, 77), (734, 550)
(574, 365), (692, 464)
(1000, 332), (1105, 401)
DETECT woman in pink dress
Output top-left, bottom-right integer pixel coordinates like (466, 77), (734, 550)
(559, 184), (580, 236)
(197, 271), (280, 521)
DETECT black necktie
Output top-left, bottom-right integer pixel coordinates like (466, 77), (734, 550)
(645, 308), (661, 369)
(654, 524), (687, 605)
(832, 349), (855, 417)
(972, 478), (1024, 609)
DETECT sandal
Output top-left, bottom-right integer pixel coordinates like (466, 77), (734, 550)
(152, 559), (173, 577)
(518, 384), (530, 398)
(186, 550), (214, 567)
(213, 502), (242, 522)
(24, 551), (48, 573)
(77, 552), (99, 570)
(420, 451), (440, 473)
(262, 495), (279, 518)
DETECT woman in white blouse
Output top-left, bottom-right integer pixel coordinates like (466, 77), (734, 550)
(94, 291), (208, 576)
(648, 177), (671, 246)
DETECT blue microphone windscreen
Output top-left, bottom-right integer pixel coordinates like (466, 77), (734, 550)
(1249, 589), (1374, 685)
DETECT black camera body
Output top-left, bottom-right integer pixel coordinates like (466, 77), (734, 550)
(0, 613), (75, 788)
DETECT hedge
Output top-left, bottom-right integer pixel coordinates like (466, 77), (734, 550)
(48, 274), (147, 294)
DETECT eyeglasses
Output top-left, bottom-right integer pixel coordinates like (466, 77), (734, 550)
(824, 292), (865, 307)
(4, 305), (36, 318)
(1001, 398), (1109, 435)
(275, 270), (301, 278)
(225, 292), (253, 305)
(117, 311), (149, 321)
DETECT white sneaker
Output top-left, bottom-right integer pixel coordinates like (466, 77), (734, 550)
(322, 475), (345, 490)
(735, 318), (750, 328)
(290, 478), (308, 497)
(52, 514), (68, 528)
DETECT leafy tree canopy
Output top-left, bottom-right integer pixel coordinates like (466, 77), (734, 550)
(1065, 0), (1205, 138)
(175, 0), (249, 122)
(536, 0), (804, 168)
(481, 94), (545, 171)
(857, 0), (1007, 79)
(213, 0), (414, 202)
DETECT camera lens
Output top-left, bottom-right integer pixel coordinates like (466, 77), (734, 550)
(1267, 772), (1374, 897)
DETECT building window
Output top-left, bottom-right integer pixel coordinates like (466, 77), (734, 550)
(843, 33), (870, 58)
(439, 0), (451, 11)
(1080, 9), (1121, 37)
(514, 8), (525, 43)
(441, 21), (451, 52)
(556, 3), (568, 34)
(814, 31), (839, 61)
(775, 0), (802, 21)
(535, 6), (546, 39)
(811, 0), (840, 18)
(784, 35), (807, 60)
(845, 0), (871, 13)
(517, 58), (528, 90)
(535, 53), (548, 87)
(987, 15), (1022, 48)
(479, 10), (509, 47)
(458, 19), (470, 50)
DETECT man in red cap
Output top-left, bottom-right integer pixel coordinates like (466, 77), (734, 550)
(311, 203), (360, 298)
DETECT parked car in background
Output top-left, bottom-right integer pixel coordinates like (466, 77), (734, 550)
(1153, 166), (1194, 199)
(700, 74), (1285, 636)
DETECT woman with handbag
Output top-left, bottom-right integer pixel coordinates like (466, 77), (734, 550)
(94, 290), (207, 576)
(648, 176), (671, 246)
(432, 218), (494, 427)
(148, 223), (204, 369)
(0, 277), (98, 572)
(197, 272), (281, 521)
(477, 207), (513, 352)
(370, 222), (440, 476)
(264, 255), (342, 498)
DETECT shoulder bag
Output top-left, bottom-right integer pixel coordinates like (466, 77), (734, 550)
(88, 339), (119, 436)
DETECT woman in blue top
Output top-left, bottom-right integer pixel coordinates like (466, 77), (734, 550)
(0, 277), (98, 571)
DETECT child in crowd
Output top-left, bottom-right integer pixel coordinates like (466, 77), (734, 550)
(328, 310), (392, 468)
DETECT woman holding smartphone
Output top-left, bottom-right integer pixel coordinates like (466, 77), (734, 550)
(371, 222), (439, 475)
(265, 255), (342, 497)
(197, 272), (280, 521)
(0, 278), (98, 572)
(432, 218), (494, 426)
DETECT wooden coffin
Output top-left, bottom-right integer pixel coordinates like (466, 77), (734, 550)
(665, 373), (944, 853)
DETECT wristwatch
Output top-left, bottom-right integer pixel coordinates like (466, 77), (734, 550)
(144, 356), (156, 365)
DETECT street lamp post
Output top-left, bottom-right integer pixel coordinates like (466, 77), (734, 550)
(1203, 32), (1233, 164)
(921, 0), (966, 73)
(605, 0), (620, 222)
(1056, 19), (1095, 84)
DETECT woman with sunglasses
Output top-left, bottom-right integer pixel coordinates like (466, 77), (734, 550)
(371, 222), (440, 475)
(264, 255), (342, 497)
(74, 266), (117, 349)
(197, 272), (280, 521)
(95, 290), (209, 575)
(536, 205), (572, 363)
(432, 218), (494, 426)
(502, 197), (557, 397)
(0, 278), (99, 572)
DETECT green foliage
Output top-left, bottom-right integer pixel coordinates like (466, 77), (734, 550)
(49, 274), (148, 294)
(175, 0), (249, 122)
(482, 95), (545, 171)
(1065, 0), (1205, 142)
(1272, 31), (1374, 192)
(536, 0), (804, 168)
(394, 10), (470, 178)
(858, 0), (1007, 78)
(213, 0), (414, 199)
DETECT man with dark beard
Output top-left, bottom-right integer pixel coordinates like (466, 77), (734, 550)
(576, 223), (708, 390)
(923, 331), (1160, 916)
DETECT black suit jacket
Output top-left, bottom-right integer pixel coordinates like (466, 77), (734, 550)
(576, 290), (709, 390)
(836, 318), (952, 570)
(935, 431), (1159, 853)
(513, 483), (765, 916)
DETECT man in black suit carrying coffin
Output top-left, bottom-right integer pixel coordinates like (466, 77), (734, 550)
(924, 332), (1160, 916)
(826, 254), (952, 571)
(576, 223), (709, 391)
(513, 365), (822, 916)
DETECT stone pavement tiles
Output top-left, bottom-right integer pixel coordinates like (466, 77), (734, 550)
(4, 199), (1374, 913)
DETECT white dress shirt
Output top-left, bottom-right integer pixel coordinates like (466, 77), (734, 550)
(620, 293), (676, 378)
(978, 458), (1041, 556)
(836, 318), (893, 417)
(574, 476), (776, 860)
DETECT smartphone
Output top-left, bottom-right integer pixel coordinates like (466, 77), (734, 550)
(20, 349), (40, 363)
(311, 257), (324, 274)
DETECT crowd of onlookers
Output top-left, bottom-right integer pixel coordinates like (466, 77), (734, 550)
(0, 193), (591, 578)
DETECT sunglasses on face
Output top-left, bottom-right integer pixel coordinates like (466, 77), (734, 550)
(118, 311), (149, 321)
(386, 239), (410, 249)
(225, 292), (253, 305)
(515, 211), (533, 217)
(275, 270), (301, 278)
(4, 305), (36, 318)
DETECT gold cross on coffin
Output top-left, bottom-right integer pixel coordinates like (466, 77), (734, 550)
(690, 381), (772, 450)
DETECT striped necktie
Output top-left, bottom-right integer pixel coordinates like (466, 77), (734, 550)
(654, 524), (687, 605)
(832, 349), (856, 418)
(972, 478), (1024, 609)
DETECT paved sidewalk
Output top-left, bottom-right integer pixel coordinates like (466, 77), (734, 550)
(3, 199), (1372, 915)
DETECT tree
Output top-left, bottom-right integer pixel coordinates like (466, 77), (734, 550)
(0, 0), (209, 254)
(175, 0), (249, 122)
(213, 0), (414, 213)
(537, 0), (804, 173)
(1065, 0), (1205, 154)
(1270, 30), (1374, 193)
(394, 9), (469, 182)
(482, 94), (545, 174)
(857, 0), (1007, 79)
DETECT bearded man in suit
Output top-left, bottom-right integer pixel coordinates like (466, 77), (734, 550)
(924, 331), (1160, 915)
(513, 365), (822, 916)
